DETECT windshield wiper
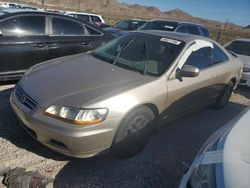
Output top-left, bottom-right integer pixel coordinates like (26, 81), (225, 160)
(112, 37), (137, 65)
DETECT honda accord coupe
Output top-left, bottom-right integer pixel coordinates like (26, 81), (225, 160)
(11, 31), (243, 158)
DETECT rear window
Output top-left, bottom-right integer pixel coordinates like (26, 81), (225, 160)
(52, 17), (85, 35)
(115, 20), (146, 31)
(139, 21), (177, 31)
(225, 41), (250, 56)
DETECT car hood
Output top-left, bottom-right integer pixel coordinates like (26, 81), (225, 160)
(237, 54), (250, 67)
(19, 53), (155, 108)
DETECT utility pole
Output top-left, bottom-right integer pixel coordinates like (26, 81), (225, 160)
(41, 0), (45, 9)
(216, 19), (229, 42)
(78, 0), (81, 11)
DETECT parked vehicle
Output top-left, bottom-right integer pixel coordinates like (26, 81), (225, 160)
(0, 2), (38, 10)
(90, 21), (111, 29)
(11, 31), (242, 158)
(104, 19), (148, 37)
(179, 107), (250, 188)
(225, 39), (250, 87)
(64, 11), (105, 24)
(0, 9), (114, 81)
(139, 19), (209, 37)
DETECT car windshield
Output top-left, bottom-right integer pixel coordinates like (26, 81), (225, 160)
(139, 21), (178, 31)
(91, 33), (184, 76)
(114, 20), (146, 31)
(225, 41), (250, 56)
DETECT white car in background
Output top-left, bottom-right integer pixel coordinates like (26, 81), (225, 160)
(64, 11), (105, 24)
(225, 39), (250, 87)
(179, 107), (250, 188)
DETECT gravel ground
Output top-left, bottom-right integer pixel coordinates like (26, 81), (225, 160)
(0, 83), (249, 188)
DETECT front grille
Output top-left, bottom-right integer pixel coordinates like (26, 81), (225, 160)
(15, 86), (38, 110)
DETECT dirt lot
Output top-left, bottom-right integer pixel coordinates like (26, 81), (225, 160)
(0, 83), (249, 188)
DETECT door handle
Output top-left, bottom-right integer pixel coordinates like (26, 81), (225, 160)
(34, 43), (46, 48)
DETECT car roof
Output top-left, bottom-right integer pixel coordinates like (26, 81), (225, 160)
(136, 30), (210, 43)
(231, 38), (250, 43)
(149, 19), (207, 28)
(0, 8), (45, 14)
(64, 11), (101, 17)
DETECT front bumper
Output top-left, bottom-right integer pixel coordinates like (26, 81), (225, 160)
(10, 91), (120, 158)
(239, 72), (250, 87)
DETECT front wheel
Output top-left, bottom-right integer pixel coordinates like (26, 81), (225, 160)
(214, 81), (233, 109)
(111, 106), (155, 158)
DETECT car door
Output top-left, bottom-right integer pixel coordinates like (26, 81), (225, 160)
(211, 43), (232, 94)
(48, 16), (103, 59)
(0, 14), (49, 74)
(163, 40), (217, 120)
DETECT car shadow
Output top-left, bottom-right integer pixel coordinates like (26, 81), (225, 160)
(53, 101), (248, 188)
(0, 87), (70, 161)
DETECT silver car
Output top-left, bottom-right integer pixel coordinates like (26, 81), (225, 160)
(11, 31), (243, 158)
(179, 107), (250, 188)
(225, 39), (250, 87)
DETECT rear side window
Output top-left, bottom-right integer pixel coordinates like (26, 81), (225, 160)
(0, 15), (45, 36)
(211, 44), (228, 64)
(90, 16), (101, 22)
(139, 21), (177, 31)
(52, 17), (85, 35)
(186, 26), (200, 35)
(185, 47), (211, 69)
(77, 14), (90, 22)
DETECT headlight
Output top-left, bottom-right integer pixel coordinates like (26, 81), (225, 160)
(243, 66), (250, 72)
(44, 105), (108, 125)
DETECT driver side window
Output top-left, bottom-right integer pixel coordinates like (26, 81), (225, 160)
(184, 47), (212, 69)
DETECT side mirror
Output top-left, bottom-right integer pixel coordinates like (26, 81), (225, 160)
(176, 65), (200, 78)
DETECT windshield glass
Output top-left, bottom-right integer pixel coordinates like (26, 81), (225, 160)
(225, 41), (250, 56)
(139, 21), (177, 31)
(91, 33), (184, 76)
(115, 20), (146, 31)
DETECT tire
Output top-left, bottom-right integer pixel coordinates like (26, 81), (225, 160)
(111, 106), (155, 158)
(214, 81), (233, 109)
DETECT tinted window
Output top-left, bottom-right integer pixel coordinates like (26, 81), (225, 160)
(185, 47), (211, 69)
(92, 33), (184, 76)
(201, 27), (209, 37)
(225, 41), (250, 56)
(52, 17), (85, 35)
(186, 26), (200, 35)
(0, 16), (45, 36)
(176, 26), (188, 33)
(90, 16), (101, 22)
(211, 44), (228, 64)
(139, 21), (177, 31)
(85, 25), (102, 35)
(115, 20), (146, 31)
(77, 14), (89, 22)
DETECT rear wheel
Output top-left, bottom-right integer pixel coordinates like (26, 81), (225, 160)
(214, 81), (233, 109)
(111, 106), (155, 158)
